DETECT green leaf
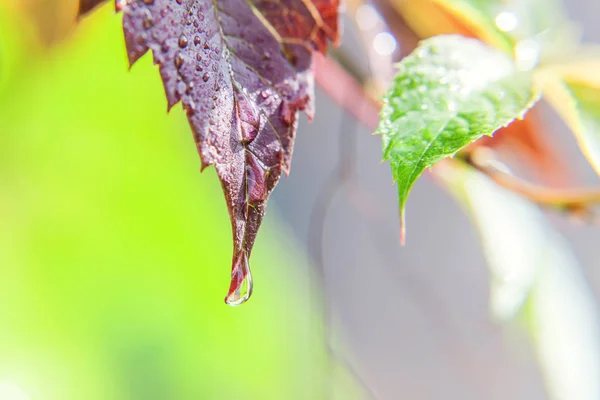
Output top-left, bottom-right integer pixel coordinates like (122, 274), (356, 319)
(376, 35), (538, 239)
(438, 161), (600, 400)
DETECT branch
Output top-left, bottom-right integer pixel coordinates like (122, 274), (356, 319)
(314, 53), (381, 130)
(463, 148), (600, 220)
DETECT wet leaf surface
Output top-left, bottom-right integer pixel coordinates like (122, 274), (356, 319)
(80, 0), (338, 304)
(376, 35), (538, 241)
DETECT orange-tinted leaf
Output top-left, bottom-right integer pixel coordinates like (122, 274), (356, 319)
(388, 0), (512, 52)
(474, 106), (570, 185)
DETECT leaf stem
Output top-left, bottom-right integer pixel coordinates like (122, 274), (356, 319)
(314, 53), (381, 130)
(462, 148), (600, 220)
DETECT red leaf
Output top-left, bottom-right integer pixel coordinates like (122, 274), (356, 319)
(115, 0), (338, 305)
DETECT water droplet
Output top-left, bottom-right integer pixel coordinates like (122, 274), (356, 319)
(142, 0), (154, 4)
(225, 252), (253, 306)
(416, 47), (429, 58)
(185, 83), (194, 95)
(193, 35), (201, 45)
(185, 99), (196, 113)
(202, 74), (209, 82)
(135, 33), (147, 44)
(142, 9), (153, 29)
(178, 35), (188, 48)
(175, 53), (184, 68)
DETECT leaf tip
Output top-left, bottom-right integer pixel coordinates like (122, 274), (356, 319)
(399, 208), (407, 246)
(200, 159), (211, 172)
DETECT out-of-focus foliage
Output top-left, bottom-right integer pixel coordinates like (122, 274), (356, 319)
(391, 0), (513, 51)
(1, 0), (80, 44)
(392, 0), (579, 58)
(0, 4), (327, 400)
(564, 82), (600, 174)
(440, 161), (600, 400)
(538, 59), (600, 176)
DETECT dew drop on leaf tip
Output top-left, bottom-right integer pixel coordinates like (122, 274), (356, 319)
(225, 252), (254, 306)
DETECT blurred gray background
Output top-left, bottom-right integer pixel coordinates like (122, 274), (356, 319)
(271, 1), (600, 398)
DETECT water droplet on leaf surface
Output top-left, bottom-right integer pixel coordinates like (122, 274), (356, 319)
(178, 35), (188, 48)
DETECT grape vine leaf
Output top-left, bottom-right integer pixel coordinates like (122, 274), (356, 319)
(376, 35), (539, 242)
(79, 0), (339, 305)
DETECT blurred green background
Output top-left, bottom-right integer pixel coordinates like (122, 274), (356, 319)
(4, 1), (600, 400)
(0, 4), (328, 399)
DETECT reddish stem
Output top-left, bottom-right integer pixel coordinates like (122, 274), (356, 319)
(314, 53), (381, 130)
